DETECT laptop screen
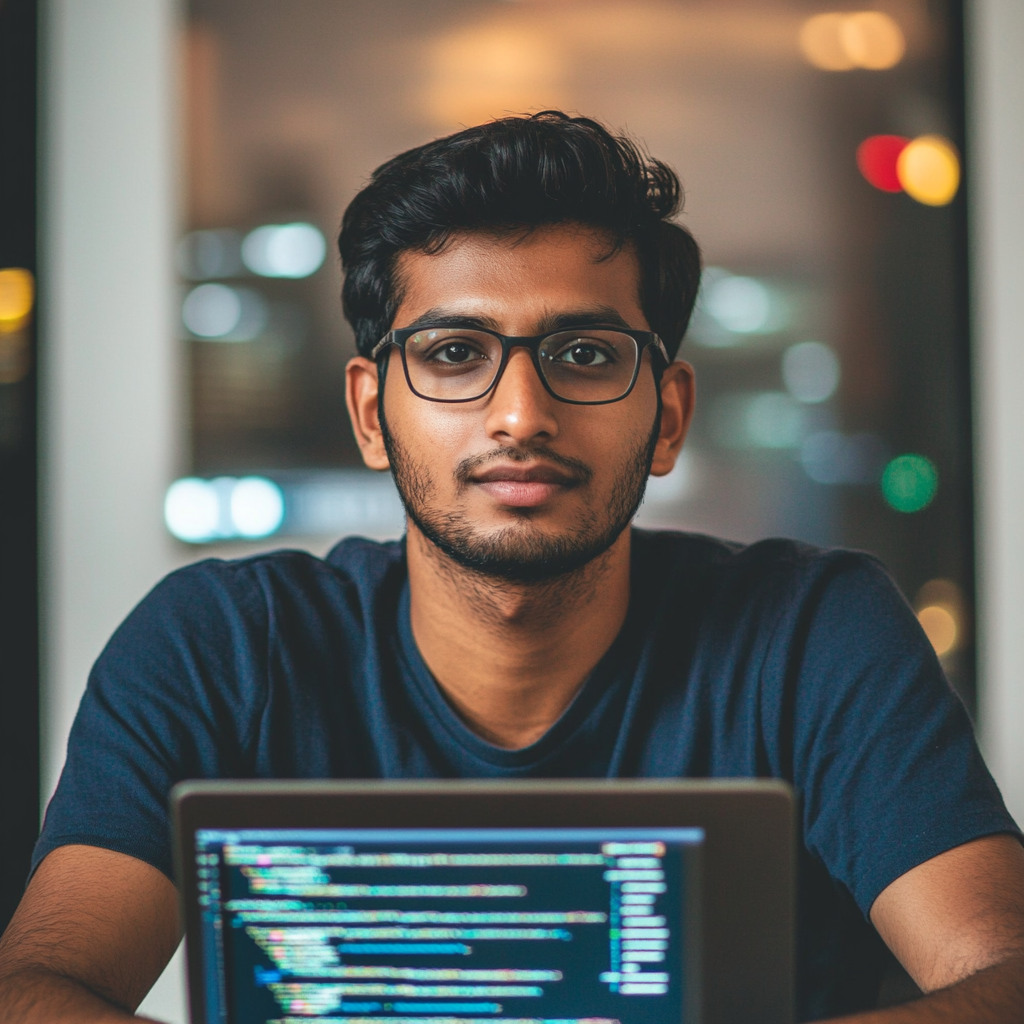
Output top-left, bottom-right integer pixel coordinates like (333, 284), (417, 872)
(192, 826), (704, 1024)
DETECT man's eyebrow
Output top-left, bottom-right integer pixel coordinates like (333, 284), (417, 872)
(400, 308), (502, 332)
(398, 305), (636, 334)
(539, 307), (634, 332)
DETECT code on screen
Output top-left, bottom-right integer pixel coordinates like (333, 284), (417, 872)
(194, 827), (703, 1024)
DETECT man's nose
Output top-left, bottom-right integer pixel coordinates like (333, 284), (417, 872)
(483, 347), (560, 446)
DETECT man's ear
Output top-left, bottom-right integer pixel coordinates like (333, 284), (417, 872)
(345, 356), (391, 471)
(650, 360), (696, 477)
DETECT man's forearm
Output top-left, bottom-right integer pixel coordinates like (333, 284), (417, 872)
(827, 955), (1024, 1024)
(0, 967), (161, 1024)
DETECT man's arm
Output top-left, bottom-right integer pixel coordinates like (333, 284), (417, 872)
(0, 845), (181, 1023)
(832, 833), (1024, 1023)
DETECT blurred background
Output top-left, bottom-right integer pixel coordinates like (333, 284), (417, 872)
(175, 0), (975, 694)
(2, 0), (1023, 1019)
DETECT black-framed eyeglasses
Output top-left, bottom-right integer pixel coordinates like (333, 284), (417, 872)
(371, 325), (670, 405)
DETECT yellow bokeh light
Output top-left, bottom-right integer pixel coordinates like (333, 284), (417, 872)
(841, 12), (905, 70)
(799, 13), (855, 70)
(917, 604), (958, 657)
(897, 135), (960, 206)
(0, 267), (35, 332)
(800, 11), (905, 72)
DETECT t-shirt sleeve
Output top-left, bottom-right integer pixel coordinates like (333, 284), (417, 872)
(32, 561), (270, 882)
(784, 554), (1021, 916)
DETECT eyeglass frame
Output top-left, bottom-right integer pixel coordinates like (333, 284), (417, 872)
(370, 324), (671, 406)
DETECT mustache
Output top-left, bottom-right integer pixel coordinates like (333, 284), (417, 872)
(454, 445), (593, 487)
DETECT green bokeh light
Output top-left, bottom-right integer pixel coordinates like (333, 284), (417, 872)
(881, 454), (938, 513)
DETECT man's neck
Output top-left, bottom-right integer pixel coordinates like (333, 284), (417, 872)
(405, 524), (633, 750)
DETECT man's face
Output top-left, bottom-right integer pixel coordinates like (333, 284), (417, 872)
(352, 223), (690, 582)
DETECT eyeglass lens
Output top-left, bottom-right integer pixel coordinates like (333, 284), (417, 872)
(403, 328), (641, 403)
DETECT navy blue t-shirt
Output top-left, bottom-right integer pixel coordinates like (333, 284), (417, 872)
(35, 529), (1018, 1021)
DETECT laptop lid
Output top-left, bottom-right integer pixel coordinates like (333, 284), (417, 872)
(172, 779), (793, 1024)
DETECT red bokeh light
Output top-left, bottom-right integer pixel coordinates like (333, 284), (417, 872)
(856, 135), (909, 192)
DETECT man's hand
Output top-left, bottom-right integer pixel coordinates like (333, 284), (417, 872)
(835, 833), (1024, 1023)
(0, 845), (180, 1023)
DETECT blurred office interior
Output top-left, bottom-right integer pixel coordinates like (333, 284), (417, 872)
(1, 1), (1023, 1018)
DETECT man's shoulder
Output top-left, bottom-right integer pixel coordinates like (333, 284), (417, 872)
(630, 525), (900, 646)
(125, 536), (408, 648)
(158, 535), (406, 597)
(631, 526), (884, 587)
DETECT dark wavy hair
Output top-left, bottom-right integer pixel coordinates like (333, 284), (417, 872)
(338, 111), (702, 359)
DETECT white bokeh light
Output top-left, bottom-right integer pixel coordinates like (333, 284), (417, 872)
(783, 341), (841, 404)
(242, 222), (326, 279)
(182, 283), (242, 337)
(745, 392), (805, 448)
(704, 272), (771, 334)
(230, 477), (285, 538)
(164, 478), (221, 542)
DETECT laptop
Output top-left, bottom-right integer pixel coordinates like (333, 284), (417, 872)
(172, 779), (794, 1024)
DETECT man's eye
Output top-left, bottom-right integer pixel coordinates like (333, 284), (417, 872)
(432, 342), (482, 364)
(553, 343), (611, 366)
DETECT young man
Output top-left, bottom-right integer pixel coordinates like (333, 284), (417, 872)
(0, 112), (1022, 1023)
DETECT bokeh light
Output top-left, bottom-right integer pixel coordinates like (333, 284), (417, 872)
(914, 578), (965, 657)
(841, 12), (906, 70)
(782, 341), (840, 404)
(740, 392), (804, 449)
(917, 604), (957, 656)
(857, 135), (909, 193)
(0, 268), (34, 332)
(165, 475), (285, 542)
(183, 283), (242, 337)
(164, 478), (221, 542)
(230, 477), (285, 538)
(897, 135), (960, 207)
(182, 284), (267, 341)
(242, 223), (326, 279)
(702, 271), (772, 334)
(800, 11), (905, 71)
(881, 454), (938, 512)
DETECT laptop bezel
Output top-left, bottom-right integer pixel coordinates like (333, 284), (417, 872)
(172, 778), (794, 1024)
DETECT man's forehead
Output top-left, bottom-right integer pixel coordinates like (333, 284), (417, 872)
(392, 225), (646, 331)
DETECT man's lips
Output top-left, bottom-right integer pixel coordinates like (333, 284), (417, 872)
(469, 462), (581, 508)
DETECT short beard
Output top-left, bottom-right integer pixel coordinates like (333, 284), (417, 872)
(380, 404), (660, 585)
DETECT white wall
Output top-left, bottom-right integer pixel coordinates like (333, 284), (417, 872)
(41, 1), (187, 1018)
(969, 0), (1024, 826)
